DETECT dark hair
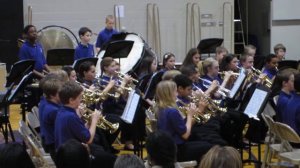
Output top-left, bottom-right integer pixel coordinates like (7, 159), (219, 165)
(78, 27), (92, 37)
(56, 139), (90, 168)
(78, 61), (94, 78)
(0, 143), (35, 168)
(114, 154), (145, 168)
(42, 78), (62, 99)
(180, 65), (198, 78)
(59, 81), (83, 105)
(174, 74), (192, 89)
(219, 54), (237, 71)
(23, 25), (35, 34)
(182, 48), (199, 67)
(265, 53), (277, 64)
(138, 56), (155, 76)
(146, 131), (177, 168)
(294, 73), (300, 92)
(62, 66), (75, 77)
(162, 52), (175, 67)
(100, 57), (114, 76)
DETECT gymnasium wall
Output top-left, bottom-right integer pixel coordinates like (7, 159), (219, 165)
(23, 0), (234, 62)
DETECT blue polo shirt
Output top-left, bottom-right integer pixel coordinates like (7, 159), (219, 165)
(74, 43), (94, 60)
(282, 93), (300, 135)
(157, 107), (187, 145)
(95, 28), (118, 48)
(199, 74), (223, 92)
(55, 106), (90, 149)
(262, 67), (277, 79)
(19, 41), (46, 72)
(276, 91), (292, 122)
(40, 100), (61, 145)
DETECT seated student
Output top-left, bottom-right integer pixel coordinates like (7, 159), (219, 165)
(145, 131), (181, 168)
(62, 66), (77, 81)
(39, 77), (63, 161)
(219, 54), (239, 72)
(77, 61), (97, 86)
(215, 46), (228, 65)
(197, 58), (232, 99)
(162, 52), (176, 71)
(275, 68), (297, 122)
(181, 48), (201, 69)
(0, 143), (35, 168)
(56, 139), (91, 168)
(114, 154), (145, 168)
(55, 81), (116, 168)
(274, 43), (286, 61)
(282, 73), (300, 135)
(162, 70), (181, 81)
(174, 74), (227, 146)
(155, 80), (213, 163)
(74, 27), (95, 61)
(199, 145), (242, 168)
(243, 44), (256, 58)
(19, 25), (51, 79)
(262, 54), (279, 80)
(99, 57), (135, 150)
(137, 56), (157, 80)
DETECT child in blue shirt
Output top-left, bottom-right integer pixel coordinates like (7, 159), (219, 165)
(19, 25), (50, 79)
(262, 54), (278, 80)
(74, 27), (94, 61)
(95, 15), (118, 52)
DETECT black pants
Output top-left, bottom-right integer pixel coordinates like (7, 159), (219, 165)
(177, 141), (213, 163)
(89, 143), (116, 168)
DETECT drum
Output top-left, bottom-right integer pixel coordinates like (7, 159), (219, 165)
(96, 32), (156, 78)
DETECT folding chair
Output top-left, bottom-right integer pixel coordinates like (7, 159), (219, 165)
(19, 120), (54, 168)
(178, 160), (197, 168)
(276, 122), (300, 167)
(31, 106), (39, 120)
(26, 112), (41, 141)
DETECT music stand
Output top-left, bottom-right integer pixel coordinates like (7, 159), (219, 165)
(197, 38), (223, 57)
(278, 60), (299, 70)
(47, 49), (75, 66)
(5, 59), (35, 87)
(72, 57), (98, 73)
(0, 72), (34, 143)
(102, 40), (134, 67)
(241, 85), (271, 167)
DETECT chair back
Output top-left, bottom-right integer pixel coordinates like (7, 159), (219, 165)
(273, 95), (279, 106)
(275, 122), (300, 144)
(31, 106), (39, 120)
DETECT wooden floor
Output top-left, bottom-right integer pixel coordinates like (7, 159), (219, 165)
(1, 104), (268, 168)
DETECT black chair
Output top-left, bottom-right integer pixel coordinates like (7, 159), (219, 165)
(278, 60), (299, 70)
(47, 49), (75, 66)
(0, 72), (34, 143)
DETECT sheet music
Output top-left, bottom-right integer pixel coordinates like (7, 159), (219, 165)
(244, 88), (268, 120)
(229, 69), (246, 98)
(121, 90), (140, 124)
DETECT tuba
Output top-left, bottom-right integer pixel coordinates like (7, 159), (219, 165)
(81, 107), (119, 134)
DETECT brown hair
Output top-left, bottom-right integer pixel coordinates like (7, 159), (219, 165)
(182, 48), (200, 67)
(276, 68), (298, 88)
(199, 145), (242, 168)
(274, 43), (286, 53)
(59, 81), (83, 105)
(42, 78), (62, 99)
(243, 44), (256, 55)
(100, 57), (114, 76)
(215, 46), (228, 55)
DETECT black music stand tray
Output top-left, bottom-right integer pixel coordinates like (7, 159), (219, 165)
(5, 59), (35, 87)
(72, 57), (98, 73)
(197, 38), (223, 57)
(144, 70), (164, 100)
(102, 40), (134, 67)
(47, 49), (75, 66)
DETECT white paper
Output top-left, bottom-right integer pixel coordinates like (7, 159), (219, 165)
(229, 69), (247, 98)
(121, 90), (140, 124)
(244, 88), (268, 120)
